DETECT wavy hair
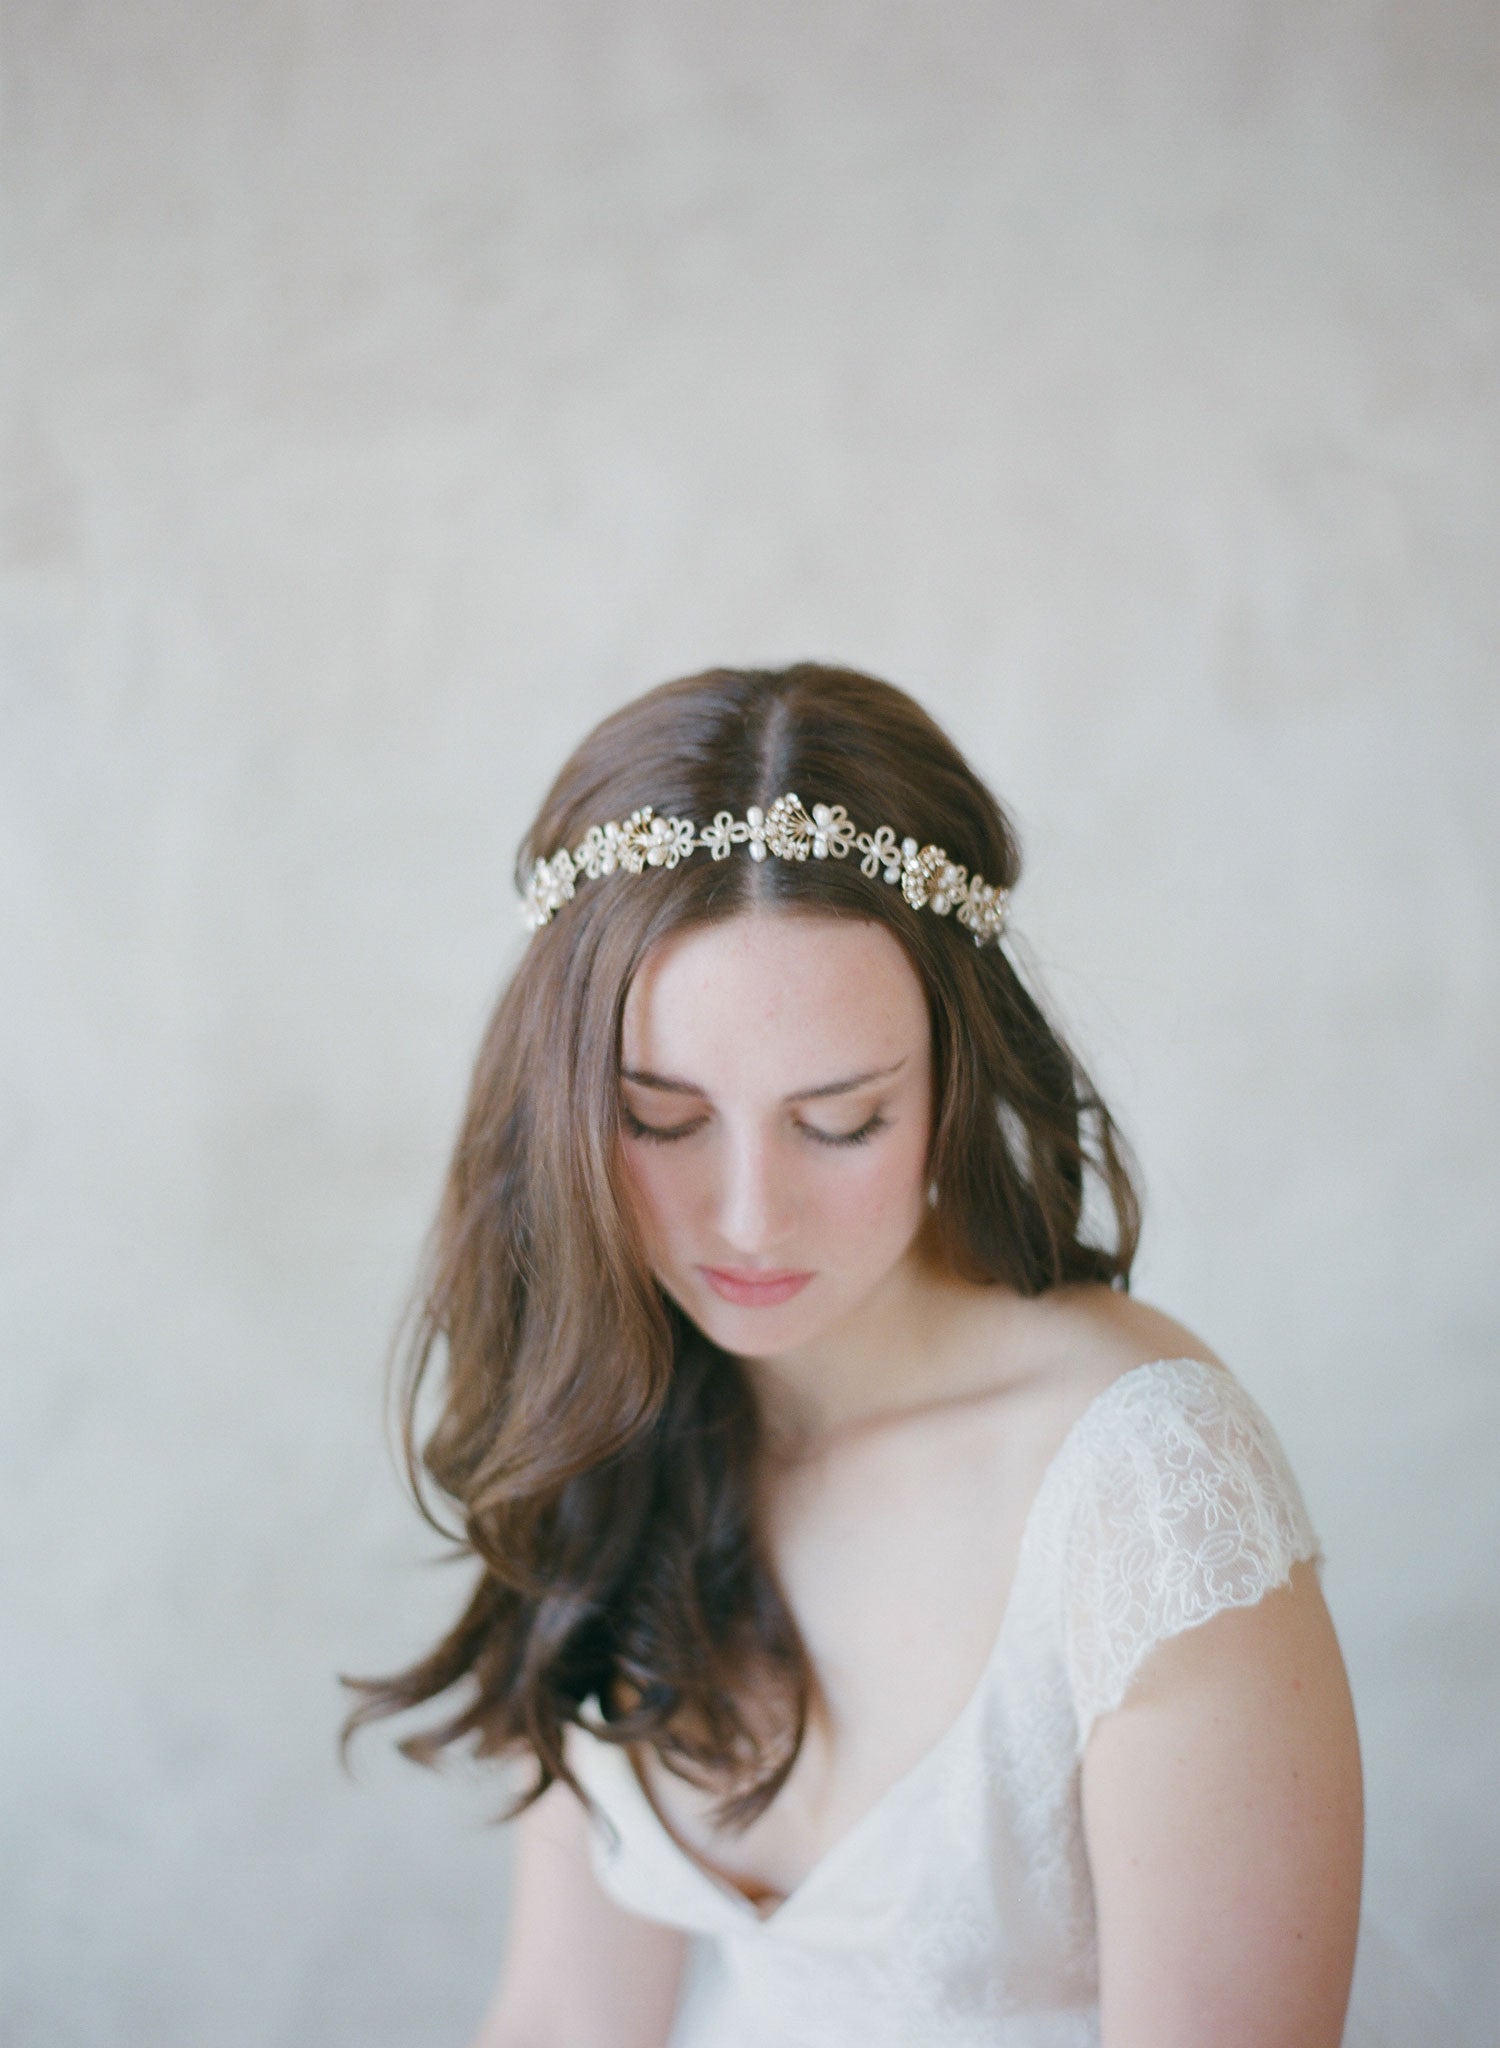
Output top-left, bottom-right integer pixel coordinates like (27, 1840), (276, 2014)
(338, 663), (1142, 1833)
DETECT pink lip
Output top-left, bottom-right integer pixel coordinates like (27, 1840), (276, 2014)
(700, 1266), (815, 1308)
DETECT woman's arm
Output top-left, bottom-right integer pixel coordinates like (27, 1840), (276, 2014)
(468, 1775), (691, 2048)
(1081, 1558), (1363, 2048)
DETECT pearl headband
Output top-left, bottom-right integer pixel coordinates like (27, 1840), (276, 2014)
(519, 792), (1011, 946)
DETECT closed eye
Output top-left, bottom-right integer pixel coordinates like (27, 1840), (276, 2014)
(804, 1111), (889, 1147)
(620, 1107), (706, 1144)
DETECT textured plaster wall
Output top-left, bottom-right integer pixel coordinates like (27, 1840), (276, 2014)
(2, 3), (1497, 2043)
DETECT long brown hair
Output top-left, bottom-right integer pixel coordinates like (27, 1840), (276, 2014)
(338, 663), (1142, 1831)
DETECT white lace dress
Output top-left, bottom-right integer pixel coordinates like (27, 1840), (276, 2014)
(562, 1356), (1455, 2046)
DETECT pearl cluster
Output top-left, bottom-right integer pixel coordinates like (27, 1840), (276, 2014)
(519, 793), (1011, 946)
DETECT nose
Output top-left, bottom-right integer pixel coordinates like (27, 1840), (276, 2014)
(715, 1125), (794, 1258)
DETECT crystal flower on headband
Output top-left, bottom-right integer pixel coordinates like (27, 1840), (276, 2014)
(519, 793), (1011, 946)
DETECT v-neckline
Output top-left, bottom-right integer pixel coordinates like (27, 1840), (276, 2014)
(604, 1356), (1201, 1931)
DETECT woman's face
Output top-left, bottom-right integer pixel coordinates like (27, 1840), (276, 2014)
(616, 910), (935, 1361)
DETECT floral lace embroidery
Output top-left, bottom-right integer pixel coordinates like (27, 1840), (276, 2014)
(1058, 1359), (1324, 1750)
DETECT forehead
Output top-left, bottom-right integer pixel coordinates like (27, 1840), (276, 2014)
(620, 911), (929, 1093)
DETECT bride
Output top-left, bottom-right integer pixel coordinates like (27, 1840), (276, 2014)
(343, 662), (1374, 2046)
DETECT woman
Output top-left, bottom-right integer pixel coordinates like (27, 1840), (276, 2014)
(342, 662), (1369, 2046)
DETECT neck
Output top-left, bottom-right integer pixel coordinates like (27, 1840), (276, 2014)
(738, 1229), (1024, 1463)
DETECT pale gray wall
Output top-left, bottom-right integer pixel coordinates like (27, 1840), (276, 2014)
(3, 2), (1496, 2042)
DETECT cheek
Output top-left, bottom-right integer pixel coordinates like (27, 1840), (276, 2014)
(804, 1110), (931, 1260)
(616, 1143), (690, 1248)
(837, 1131), (929, 1249)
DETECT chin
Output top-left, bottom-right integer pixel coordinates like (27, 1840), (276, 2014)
(686, 1277), (875, 1361)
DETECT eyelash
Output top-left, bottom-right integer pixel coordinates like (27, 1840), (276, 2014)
(621, 1108), (891, 1149)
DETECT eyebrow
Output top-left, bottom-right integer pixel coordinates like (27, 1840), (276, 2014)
(619, 1056), (909, 1104)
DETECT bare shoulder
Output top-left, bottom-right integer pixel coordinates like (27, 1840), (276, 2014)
(918, 1280), (1233, 1502)
(1007, 1281), (1227, 1419)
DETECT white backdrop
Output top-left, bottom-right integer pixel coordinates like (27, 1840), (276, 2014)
(3, 3), (1496, 2042)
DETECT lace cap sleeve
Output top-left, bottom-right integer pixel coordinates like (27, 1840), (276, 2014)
(1061, 1357), (1325, 1752)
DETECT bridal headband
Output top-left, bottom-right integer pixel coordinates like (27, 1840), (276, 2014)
(519, 793), (1011, 946)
